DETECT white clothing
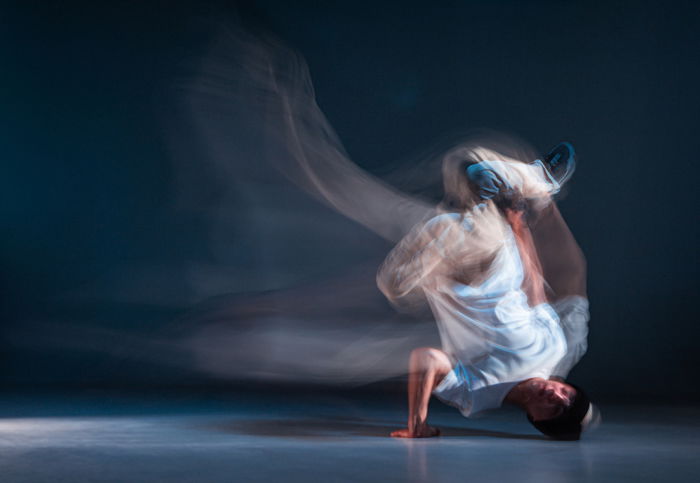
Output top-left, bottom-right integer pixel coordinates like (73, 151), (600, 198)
(550, 296), (590, 379)
(378, 209), (568, 417)
(429, 219), (567, 416)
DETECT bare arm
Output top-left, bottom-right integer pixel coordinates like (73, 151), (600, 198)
(391, 347), (452, 438)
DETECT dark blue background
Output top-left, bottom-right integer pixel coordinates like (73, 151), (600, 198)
(2, 1), (698, 399)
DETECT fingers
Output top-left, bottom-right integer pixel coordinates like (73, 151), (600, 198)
(390, 427), (441, 438)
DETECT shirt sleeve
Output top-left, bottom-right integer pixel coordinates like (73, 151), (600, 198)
(376, 214), (462, 302)
(549, 296), (590, 379)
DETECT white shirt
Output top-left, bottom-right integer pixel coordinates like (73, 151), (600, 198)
(378, 208), (568, 416)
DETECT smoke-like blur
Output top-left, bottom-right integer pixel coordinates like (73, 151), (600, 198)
(4, 20), (590, 387)
(167, 24), (589, 384)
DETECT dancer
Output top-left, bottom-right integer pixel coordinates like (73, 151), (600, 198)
(190, 32), (595, 420)
(378, 143), (598, 440)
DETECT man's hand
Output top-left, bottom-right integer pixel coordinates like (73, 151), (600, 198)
(390, 425), (440, 438)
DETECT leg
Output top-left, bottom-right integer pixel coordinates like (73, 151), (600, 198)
(391, 347), (452, 438)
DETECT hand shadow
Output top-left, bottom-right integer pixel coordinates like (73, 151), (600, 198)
(202, 416), (546, 440)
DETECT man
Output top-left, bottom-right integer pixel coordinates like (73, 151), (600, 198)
(377, 142), (598, 440)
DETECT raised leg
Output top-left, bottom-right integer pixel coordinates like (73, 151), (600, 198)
(391, 347), (452, 438)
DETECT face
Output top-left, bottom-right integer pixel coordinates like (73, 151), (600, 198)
(525, 378), (577, 422)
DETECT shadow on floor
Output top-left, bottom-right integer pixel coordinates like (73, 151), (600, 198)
(202, 417), (546, 440)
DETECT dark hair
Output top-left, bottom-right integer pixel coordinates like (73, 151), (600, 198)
(527, 384), (592, 441)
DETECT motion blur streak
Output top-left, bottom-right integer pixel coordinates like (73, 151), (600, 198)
(165, 23), (588, 385)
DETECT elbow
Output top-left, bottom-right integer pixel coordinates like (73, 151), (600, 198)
(376, 271), (402, 301)
(376, 265), (415, 302)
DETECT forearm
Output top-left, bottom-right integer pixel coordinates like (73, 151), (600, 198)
(392, 348), (450, 438)
(506, 209), (547, 307)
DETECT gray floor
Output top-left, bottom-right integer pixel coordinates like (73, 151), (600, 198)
(0, 391), (698, 482)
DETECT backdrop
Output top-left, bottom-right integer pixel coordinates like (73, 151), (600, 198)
(2, 0), (698, 400)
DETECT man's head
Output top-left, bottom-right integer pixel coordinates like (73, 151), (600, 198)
(523, 378), (576, 420)
(523, 378), (598, 440)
